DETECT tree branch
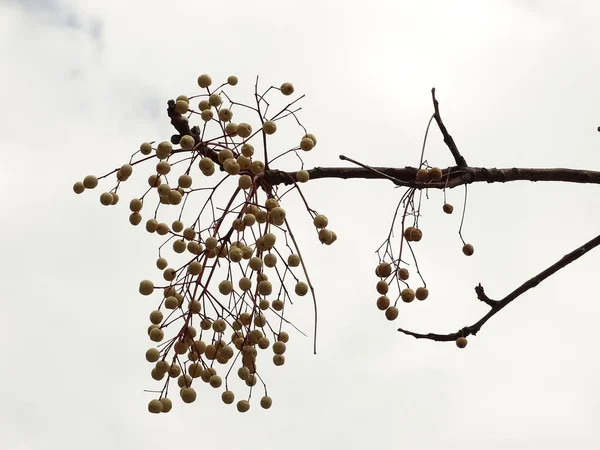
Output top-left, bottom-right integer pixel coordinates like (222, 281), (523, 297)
(397, 232), (600, 342)
(262, 165), (600, 188)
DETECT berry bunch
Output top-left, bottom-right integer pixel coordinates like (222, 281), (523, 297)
(74, 75), (333, 413)
(373, 166), (474, 343)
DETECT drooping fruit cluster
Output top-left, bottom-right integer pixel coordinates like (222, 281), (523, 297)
(74, 74), (333, 413)
(372, 164), (474, 321)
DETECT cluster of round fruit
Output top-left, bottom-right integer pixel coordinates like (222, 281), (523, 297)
(373, 261), (429, 321)
(74, 74), (332, 412)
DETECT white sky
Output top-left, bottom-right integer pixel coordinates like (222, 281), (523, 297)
(1, 0), (600, 449)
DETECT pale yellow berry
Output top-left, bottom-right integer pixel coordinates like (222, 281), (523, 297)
(249, 256), (263, 271)
(188, 300), (202, 314)
(278, 331), (289, 343)
(197, 74), (212, 88)
(273, 355), (285, 366)
(148, 399), (163, 414)
(224, 159), (240, 175)
(296, 170), (309, 183)
(205, 237), (218, 249)
(313, 214), (328, 228)
(156, 141), (173, 160)
(295, 282), (308, 296)
(239, 277), (252, 291)
(173, 239), (186, 253)
(157, 184), (170, 196)
(155, 360), (170, 373)
(163, 268), (177, 281)
(139, 280), (154, 296)
(456, 337), (468, 348)
(188, 261), (202, 275)
(254, 314), (267, 327)
(159, 397), (172, 413)
(177, 374), (192, 388)
(180, 387), (197, 403)
(156, 161), (171, 175)
(187, 241), (202, 254)
(241, 143), (254, 157)
(218, 149), (234, 163)
(287, 254), (300, 267)
(171, 221), (183, 233)
(146, 348), (160, 362)
(149, 328), (164, 342)
(237, 155), (251, 170)
(148, 174), (161, 188)
(218, 280), (233, 295)
(251, 160), (265, 175)
(175, 100), (189, 115)
(168, 364), (181, 378)
(225, 123), (238, 136)
(270, 207), (286, 222)
(237, 123), (252, 138)
(149, 310), (163, 324)
(140, 142), (153, 155)
(100, 192), (113, 206)
(263, 233), (276, 248)
(238, 174), (253, 189)
(237, 400), (250, 413)
(318, 229), (333, 244)
(264, 253), (277, 268)
(200, 109), (213, 121)
(156, 223), (170, 235)
(176, 94), (189, 102)
(110, 193), (119, 205)
(83, 175), (98, 189)
(199, 158), (215, 174)
(73, 181), (85, 194)
(209, 93), (221, 106)
(263, 121), (277, 134)
(183, 228), (196, 240)
(218, 108), (233, 122)
(259, 299), (270, 310)
(398, 268), (409, 280)
(229, 246), (243, 262)
(300, 137), (314, 151)
(175, 175), (192, 190)
(260, 396), (272, 409)
(258, 280), (272, 296)
(174, 341), (189, 355)
(164, 296), (178, 309)
(272, 299), (284, 311)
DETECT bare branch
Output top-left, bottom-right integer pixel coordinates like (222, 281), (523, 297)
(262, 165), (600, 188)
(398, 232), (600, 342)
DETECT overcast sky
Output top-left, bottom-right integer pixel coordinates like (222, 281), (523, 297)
(2, 0), (600, 449)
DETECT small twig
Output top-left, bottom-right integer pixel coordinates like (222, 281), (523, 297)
(431, 88), (468, 167)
